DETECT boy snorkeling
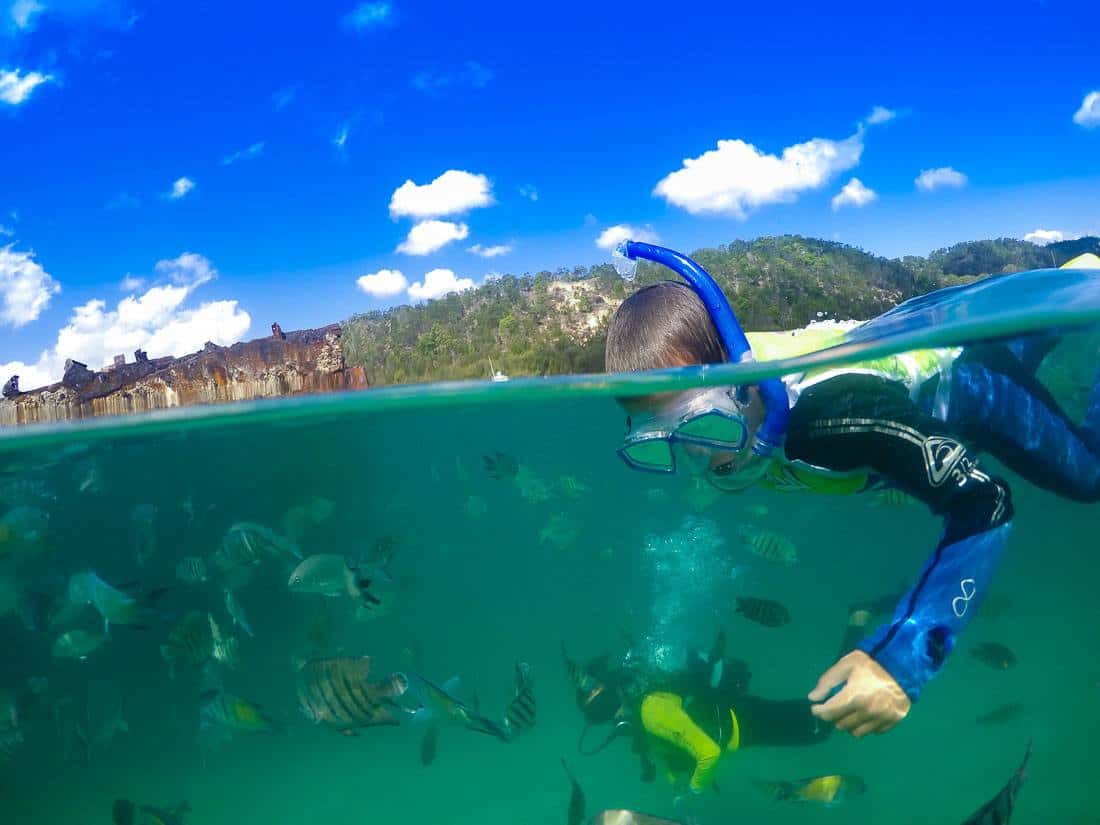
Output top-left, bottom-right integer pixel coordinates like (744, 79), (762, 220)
(603, 242), (1100, 784)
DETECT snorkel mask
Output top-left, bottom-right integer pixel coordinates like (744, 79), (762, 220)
(612, 241), (790, 488)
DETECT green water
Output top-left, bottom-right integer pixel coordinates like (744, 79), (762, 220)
(2, 304), (1100, 823)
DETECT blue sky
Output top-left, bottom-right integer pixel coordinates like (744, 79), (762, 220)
(1, 0), (1098, 387)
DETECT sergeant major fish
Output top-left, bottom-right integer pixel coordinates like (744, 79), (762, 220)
(738, 525), (798, 567)
(223, 589), (254, 638)
(297, 656), (408, 735)
(969, 642), (1017, 670)
(960, 741), (1032, 824)
(735, 596), (791, 628)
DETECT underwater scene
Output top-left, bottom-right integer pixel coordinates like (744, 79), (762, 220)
(3, 275), (1100, 825)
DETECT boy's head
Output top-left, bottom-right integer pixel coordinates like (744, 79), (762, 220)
(605, 281), (727, 373)
(606, 281), (766, 489)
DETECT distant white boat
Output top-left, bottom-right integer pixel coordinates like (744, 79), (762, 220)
(488, 358), (509, 382)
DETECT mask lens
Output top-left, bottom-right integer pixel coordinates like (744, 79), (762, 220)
(677, 411), (746, 449)
(620, 439), (675, 472)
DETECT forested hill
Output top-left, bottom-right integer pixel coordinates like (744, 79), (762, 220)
(341, 234), (1100, 385)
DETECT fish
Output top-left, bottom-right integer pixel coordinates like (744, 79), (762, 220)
(200, 689), (281, 733)
(562, 758), (586, 825)
(174, 556), (208, 586)
(160, 611), (214, 674)
(464, 495), (488, 518)
(871, 487), (918, 507)
(970, 642), (1018, 670)
(86, 680), (129, 749)
(755, 774), (867, 806)
(0, 505), (49, 555)
(483, 450), (519, 480)
(540, 513), (578, 551)
(297, 656), (408, 735)
(738, 525), (798, 567)
(562, 644), (621, 723)
(0, 727), (25, 762)
(589, 812), (683, 825)
(515, 465), (554, 502)
(223, 588), (254, 638)
(208, 613), (240, 669)
(503, 661), (536, 739)
(52, 628), (109, 660)
(213, 522), (301, 571)
(960, 741), (1032, 824)
(130, 503), (158, 566)
(287, 554), (382, 609)
(410, 673), (510, 740)
(112, 799), (191, 825)
(558, 476), (592, 499)
(976, 702), (1025, 726)
(735, 596), (791, 628)
(67, 571), (167, 633)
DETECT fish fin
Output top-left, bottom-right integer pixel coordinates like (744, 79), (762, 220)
(420, 722), (439, 766)
(442, 676), (461, 695)
(708, 629), (726, 667)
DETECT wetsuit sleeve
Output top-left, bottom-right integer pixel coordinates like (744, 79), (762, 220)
(785, 374), (1014, 701)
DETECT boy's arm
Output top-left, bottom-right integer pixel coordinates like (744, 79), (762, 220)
(786, 374), (1013, 701)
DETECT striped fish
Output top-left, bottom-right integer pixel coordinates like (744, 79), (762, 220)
(160, 612), (213, 675)
(503, 662), (535, 738)
(960, 741), (1032, 824)
(297, 656), (409, 735)
(735, 596), (791, 628)
(175, 556), (208, 585)
(207, 614), (240, 670)
(738, 526), (798, 567)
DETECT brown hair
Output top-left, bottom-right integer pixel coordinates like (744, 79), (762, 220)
(605, 281), (727, 373)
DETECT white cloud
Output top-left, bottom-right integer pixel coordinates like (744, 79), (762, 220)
(389, 170), (493, 218)
(468, 243), (512, 258)
(865, 106), (896, 125)
(1024, 228), (1065, 245)
(915, 167), (968, 192)
(169, 177), (195, 200)
(221, 141), (265, 165)
(519, 185), (538, 202)
(272, 84), (300, 111)
(595, 224), (659, 251)
(119, 275), (146, 292)
(0, 69), (53, 106)
(105, 192), (140, 210)
(0, 253), (250, 391)
(333, 123), (351, 151)
(412, 62), (492, 94)
(356, 268), (408, 298)
(10, 0), (44, 29)
(0, 245), (60, 327)
(654, 129), (863, 218)
(343, 1), (391, 31)
(831, 177), (878, 211)
(154, 252), (216, 287)
(0, 224), (12, 237)
(407, 268), (475, 301)
(397, 220), (469, 255)
(1074, 91), (1100, 128)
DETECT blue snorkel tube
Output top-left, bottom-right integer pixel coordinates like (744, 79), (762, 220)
(615, 240), (790, 456)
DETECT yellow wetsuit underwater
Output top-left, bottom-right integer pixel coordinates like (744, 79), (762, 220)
(639, 692), (739, 793)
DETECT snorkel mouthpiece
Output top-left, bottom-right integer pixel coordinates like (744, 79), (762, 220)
(617, 240), (789, 455)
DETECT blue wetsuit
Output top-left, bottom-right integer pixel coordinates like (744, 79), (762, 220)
(784, 338), (1100, 700)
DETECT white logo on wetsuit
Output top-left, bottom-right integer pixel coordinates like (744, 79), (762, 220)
(952, 578), (977, 618)
(922, 436), (968, 487)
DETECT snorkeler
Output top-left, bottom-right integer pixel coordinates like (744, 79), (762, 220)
(565, 622), (867, 794)
(605, 242), (1100, 748)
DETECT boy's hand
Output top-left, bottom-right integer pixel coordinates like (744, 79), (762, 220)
(807, 650), (910, 737)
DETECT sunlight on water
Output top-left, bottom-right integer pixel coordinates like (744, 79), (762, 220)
(2, 272), (1100, 824)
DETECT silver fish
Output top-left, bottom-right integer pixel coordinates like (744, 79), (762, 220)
(287, 554), (381, 608)
(52, 628), (109, 660)
(223, 589), (254, 638)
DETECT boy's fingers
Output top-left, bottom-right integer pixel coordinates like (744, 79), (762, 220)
(811, 686), (855, 722)
(833, 708), (866, 732)
(851, 720), (879, 738)
(807, 658), (854, 702)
